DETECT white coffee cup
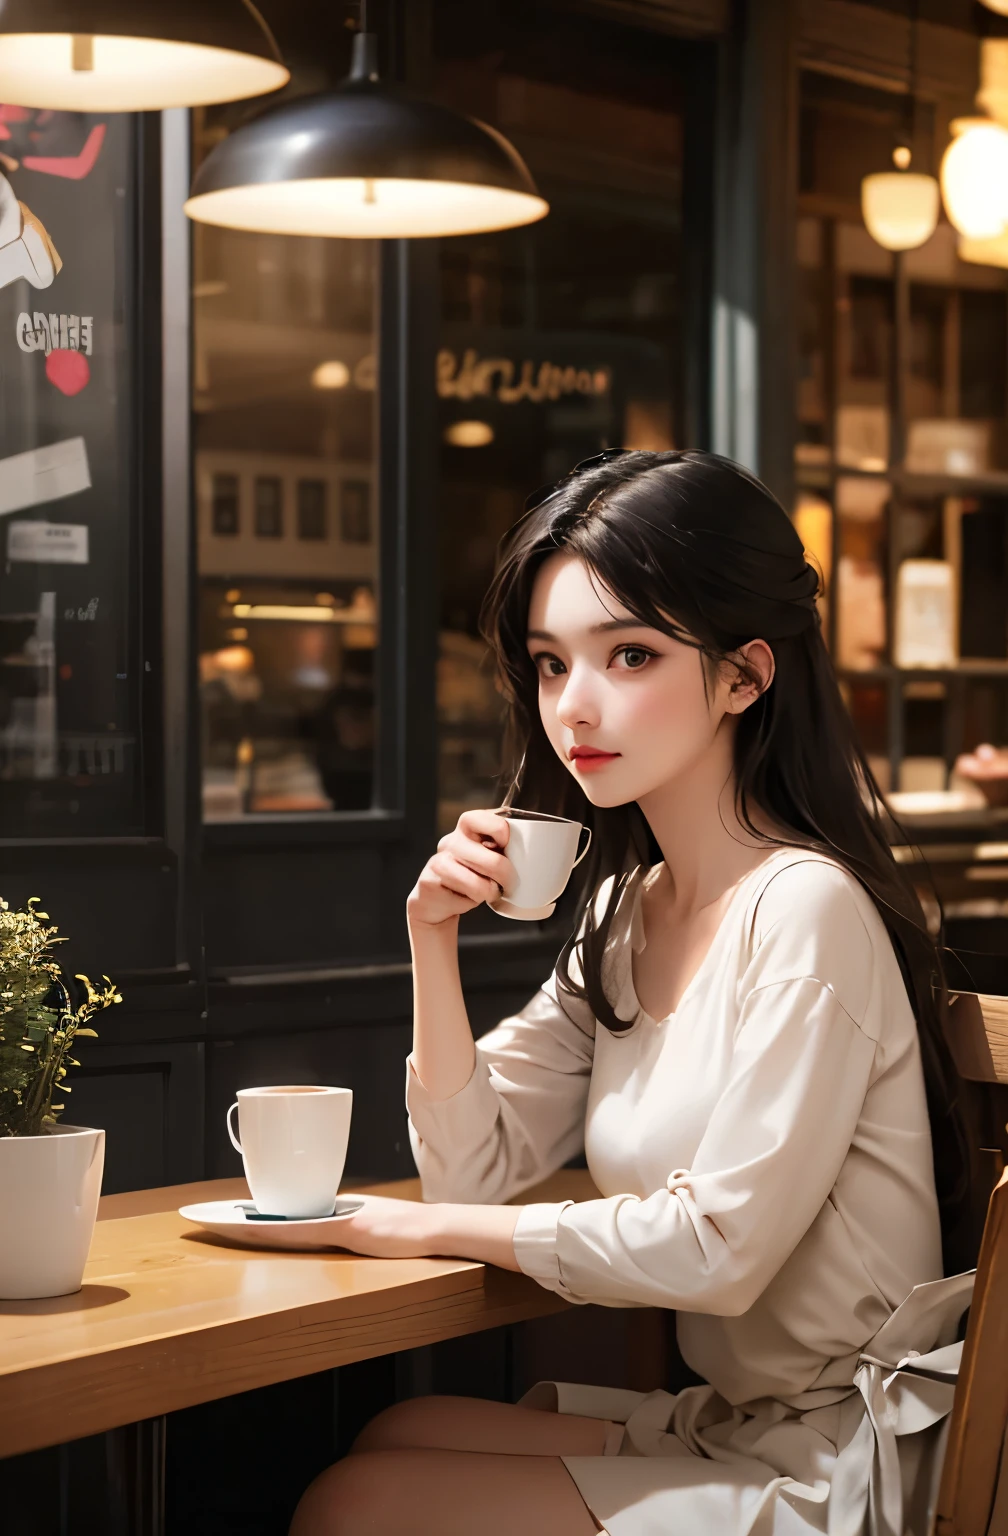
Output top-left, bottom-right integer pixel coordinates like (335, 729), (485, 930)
(489, 808), (591, 921)
(226, 1085), (352, 1218)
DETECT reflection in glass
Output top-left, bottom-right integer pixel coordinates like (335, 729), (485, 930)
(193, 107), (378, 821)
(339, 481), (371, 545)
(0, 111), (141, 836)
(297, 480), (327, 541)
(212, 473), (240, 536)
(432, 4), (686, 837)
(254, 476), (283, 539)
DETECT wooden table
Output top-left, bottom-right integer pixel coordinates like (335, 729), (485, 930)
(0, 1171), (593, 1530)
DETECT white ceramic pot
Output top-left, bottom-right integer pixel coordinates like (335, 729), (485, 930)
(0, 1124), (105, 1299)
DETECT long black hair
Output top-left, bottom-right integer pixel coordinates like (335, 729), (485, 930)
(481, 448), (970, 1273)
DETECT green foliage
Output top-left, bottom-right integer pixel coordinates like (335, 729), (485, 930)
(0, 897), (121, 1137)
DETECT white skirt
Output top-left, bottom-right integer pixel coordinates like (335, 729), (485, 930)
(518, 1270), (973, 1536)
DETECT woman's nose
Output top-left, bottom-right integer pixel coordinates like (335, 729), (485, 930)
(556, 666), (601, 729)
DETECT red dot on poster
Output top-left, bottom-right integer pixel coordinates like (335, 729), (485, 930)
(46, 349), (91, 396)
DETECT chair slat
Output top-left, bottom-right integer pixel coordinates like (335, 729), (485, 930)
(934, 1167), (1008, 1536)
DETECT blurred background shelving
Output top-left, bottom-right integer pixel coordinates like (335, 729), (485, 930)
(795, 69), (1008, 865)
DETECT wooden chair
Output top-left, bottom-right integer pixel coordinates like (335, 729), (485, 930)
(933, 993), (1008, 1535)
(944, 992), (1008, 1262)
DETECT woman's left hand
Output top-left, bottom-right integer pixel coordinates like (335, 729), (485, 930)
(332, 1194), (523, 1271)
(334, 1195), (446, 1259)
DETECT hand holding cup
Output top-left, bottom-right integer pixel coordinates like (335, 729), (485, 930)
(407, 806), (590, 928)
(407, 809), (516, 929)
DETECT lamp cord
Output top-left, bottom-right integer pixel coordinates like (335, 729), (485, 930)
(361, 0), (368, 33)
(906, 0), (918, 159)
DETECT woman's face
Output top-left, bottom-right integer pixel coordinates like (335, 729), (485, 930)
(525, 552), (760, 809)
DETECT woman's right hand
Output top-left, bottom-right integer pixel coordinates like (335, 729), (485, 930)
(407, 809), (514, 930)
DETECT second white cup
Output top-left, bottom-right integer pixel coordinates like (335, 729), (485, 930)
(489, 808), (591, 921)
(226, 1084), (352, 1218)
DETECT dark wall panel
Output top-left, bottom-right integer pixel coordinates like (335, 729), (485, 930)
(69, 1041), (205, 1194)
(0, 842), (177, 977)
(202, 843), (385, 971)
(207, 1023), (414, 1184)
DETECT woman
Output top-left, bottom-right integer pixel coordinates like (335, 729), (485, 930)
(291, 451), (972, 1536)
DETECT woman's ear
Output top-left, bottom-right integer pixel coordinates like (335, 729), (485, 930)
(723, 639), (775, 715)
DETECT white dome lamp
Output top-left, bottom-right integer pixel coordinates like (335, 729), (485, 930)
(0, 0), (289, 111)
(860, 1), (939, 251)
(862, 148), (940, 251)
(185, 3), (549, 239)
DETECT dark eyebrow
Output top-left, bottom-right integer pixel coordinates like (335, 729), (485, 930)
(526, 619), (653, 642)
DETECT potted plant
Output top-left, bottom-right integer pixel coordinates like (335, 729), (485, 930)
(0, 897), (120, 1299)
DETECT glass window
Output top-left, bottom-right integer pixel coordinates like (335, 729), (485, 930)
(193, 106), (379, 821)
(432, 2), (689, 835)
(340, 480), (371, 545)
(297, 480), (327, 541)
(212, 472), (240, 537)
(0, 110), (142, 837)
(254, 476), (284, 539)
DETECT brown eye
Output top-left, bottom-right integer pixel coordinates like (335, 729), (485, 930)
(531, 652), (566, 678)
(617, 646), (653, 670)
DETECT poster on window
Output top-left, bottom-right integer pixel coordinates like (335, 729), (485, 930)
(0, 107), (139, 836)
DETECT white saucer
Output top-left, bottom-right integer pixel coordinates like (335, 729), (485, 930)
(179, 1197), (364, 1251)
(489, 897), (555, 921)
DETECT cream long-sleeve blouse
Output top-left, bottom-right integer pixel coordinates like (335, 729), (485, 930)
(406, 851), (969, 1536)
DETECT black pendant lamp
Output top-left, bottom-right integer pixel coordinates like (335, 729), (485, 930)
(0, 0), (289, 112)
(184, 29), (549, 238)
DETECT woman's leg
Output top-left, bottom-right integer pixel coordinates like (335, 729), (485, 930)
(289, 1396), (612, 1535)
(289, 1448), (601, 1536)
(351, 1392), (613, 1458)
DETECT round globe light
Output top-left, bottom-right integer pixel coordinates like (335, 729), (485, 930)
(979, 0), (1008, 15)
(444, 420), (494, 448)
(311, 360), (351, 390)
(861, 170), (939, 251)
(940, 118), (1008, 238)
(958, 230), (1008, 268)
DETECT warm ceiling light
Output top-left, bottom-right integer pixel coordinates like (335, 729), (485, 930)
(184, 32), (549, 239)
(977, 38), (1008, 126)
(860, 4), (939, 253)
(958, 230), (1008, 268)
(861, 167), (939, 251)
(940, 118), (1008, 238)
(232, 602), (376, 623)
(311, 360), (351, 390)
(979, 0), (1008, 13)
(0, 1), (289, 111)
(444, 419), (494, 448)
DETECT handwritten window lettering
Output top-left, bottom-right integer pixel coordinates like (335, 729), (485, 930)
(16, 311), (93, 355)
(436, 347), (611, 404)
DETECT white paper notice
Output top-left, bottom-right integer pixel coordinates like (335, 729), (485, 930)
(7, 520), (89, 564)
(0, 437), (91, 516)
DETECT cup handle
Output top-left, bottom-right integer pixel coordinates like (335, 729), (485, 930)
(226, 1101), (243, 1155)
(573, 826), (592, 868)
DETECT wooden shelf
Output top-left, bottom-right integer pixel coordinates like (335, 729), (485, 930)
(838, 663), (1008, 683)
(898, 470), (1008, 500)
(794, 462), (1008, 499)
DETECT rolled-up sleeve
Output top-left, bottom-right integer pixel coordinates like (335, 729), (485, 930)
(407, 973), (596, 1205)
(512, 973), (877, 1314)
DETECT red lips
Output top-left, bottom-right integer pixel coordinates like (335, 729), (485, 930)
(569, 745), (620, 771)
